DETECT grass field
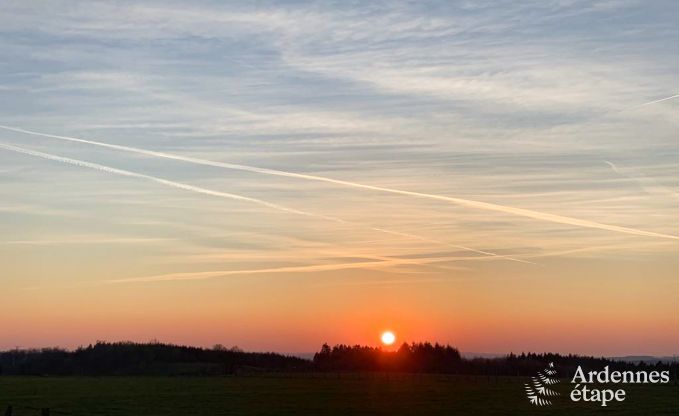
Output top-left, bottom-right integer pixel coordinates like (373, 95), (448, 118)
(1, 374), (677, 415)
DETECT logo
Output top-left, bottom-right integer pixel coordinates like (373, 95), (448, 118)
(524, 362), (560, 406)
(570, 365), (669, 406)
(524, 362), (671, 407)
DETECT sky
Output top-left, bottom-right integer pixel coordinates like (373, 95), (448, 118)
(1, 0), (678, 356)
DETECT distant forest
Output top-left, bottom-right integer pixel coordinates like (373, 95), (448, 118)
(313, 343), (679, 379)
(1, 341), (677, 378)
(0, 342), (306, 376)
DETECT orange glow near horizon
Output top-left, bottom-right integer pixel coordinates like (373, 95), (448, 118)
(4, 263), (679, 356)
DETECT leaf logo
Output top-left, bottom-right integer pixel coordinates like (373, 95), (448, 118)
(525, 362), (561, 406)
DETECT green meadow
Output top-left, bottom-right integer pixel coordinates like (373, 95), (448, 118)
(1, 375), (677, 415)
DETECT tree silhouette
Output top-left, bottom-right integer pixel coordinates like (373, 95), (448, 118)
(1, 342), (677, 377)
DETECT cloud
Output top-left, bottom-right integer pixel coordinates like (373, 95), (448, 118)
(1, 0), (678, 296)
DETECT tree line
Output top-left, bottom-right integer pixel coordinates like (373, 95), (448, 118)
(310, 344), (678, 377)
(1, 341), (677, 377)
(313, 342), (462, 373)
(0, 341), (307, 375)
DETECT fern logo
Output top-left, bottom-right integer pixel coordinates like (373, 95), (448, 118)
(525, 362), (561, 406)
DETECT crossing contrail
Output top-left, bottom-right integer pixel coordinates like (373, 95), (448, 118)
(0, 141), (528, 264)
(640, 94), (679, 106)
(2, 125), (678, 241)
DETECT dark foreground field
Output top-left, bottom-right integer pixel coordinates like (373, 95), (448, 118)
(1, 374), (677, 415)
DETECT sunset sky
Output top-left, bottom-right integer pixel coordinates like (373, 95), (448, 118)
(1, 1), (678, 356)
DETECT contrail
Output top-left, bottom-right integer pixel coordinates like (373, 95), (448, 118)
(20, 258), (452, 289)
(520, 240), (674, 260)
(640, 94), (679, 106)
(2, 125), (678, 241)
(605, 160), (679, 200)
(104, 262), (403, 284)
(0, 142), (336, 221)
(603, 160), (622, 175)
(106, 253), (472, 284)
(368, 227), (531, 263)
(18, 248), (502, 290)
(0, 142), (528, 264)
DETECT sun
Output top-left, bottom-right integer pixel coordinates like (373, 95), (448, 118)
(381, 331), (396, 346)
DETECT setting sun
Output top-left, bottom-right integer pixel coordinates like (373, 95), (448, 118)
(381, 331), (396, 346)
